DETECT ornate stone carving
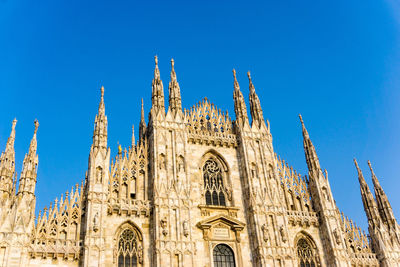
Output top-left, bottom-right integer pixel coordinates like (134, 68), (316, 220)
(161, 217), (168, 236)
(183, 220), (189, 237)
(261, 223), (269, 243)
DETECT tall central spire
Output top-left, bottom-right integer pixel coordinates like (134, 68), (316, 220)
(248, 71), (265, 128)
(92, 86), (108, 151)
(232, 69), (248, 127)
(151, 55), (165, 116)
(168, 58), (182, 115)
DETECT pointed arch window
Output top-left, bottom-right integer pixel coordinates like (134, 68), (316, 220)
(117, 229), (138, 267)
(203, 159), (227, 206)
(297, 238), (319, 267)
(213, 244), (235, 267)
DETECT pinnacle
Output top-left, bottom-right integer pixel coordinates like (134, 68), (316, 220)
(299, 114), (304, 124)
(34, 119), (39, 134)
(170, 58), (177, 81)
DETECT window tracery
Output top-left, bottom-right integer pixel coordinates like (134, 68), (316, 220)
(203, 159), (228, 206)
(297, 238), (319, 267)
(213, 244), (235, 267)
(117, 228), (140, 267)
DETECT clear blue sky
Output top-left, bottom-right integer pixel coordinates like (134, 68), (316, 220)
(0, 0), (399, 230)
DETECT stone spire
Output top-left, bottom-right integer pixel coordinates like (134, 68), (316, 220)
(18, 120), (39, 195)
(354, 159), (381, 227)
(168, 58), (182, 114)
(0, 119), (17, 197)
(151, 55), (165, 116)
(368, 160), (398, 230)
(247, 71), (265, 128)
(299, 115), (321, 173)
(139, 98), (146, 142)
(92, 86), (108, 151)
(232, 69), (249, 127)
(131, 124), (135, 148)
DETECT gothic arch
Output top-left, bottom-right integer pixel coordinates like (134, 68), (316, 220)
(113, 221), (143, 266)
(294, 231), (320, 267)
(200, 150), (232, 206)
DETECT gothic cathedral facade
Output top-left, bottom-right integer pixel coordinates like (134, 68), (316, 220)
(0, 57), (399, 267)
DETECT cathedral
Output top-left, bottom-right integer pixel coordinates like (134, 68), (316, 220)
(0, 57), (399, 267)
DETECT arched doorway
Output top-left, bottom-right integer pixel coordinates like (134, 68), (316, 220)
(213, 244), (235, 267)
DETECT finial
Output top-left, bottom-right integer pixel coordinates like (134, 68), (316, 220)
(299, 114), (304, 124)
(131, 124), (135, 147)
(155, 55), (158, 66)
(353, 158), (360, 169)
(101, 86), (104, 98)
(170, 58), (176, 80)
(118, 142), (122, 155)
(233, 69), (240, 91)
(247, 71), (256, 93)
(141, 98), (145, 121)
(367, 160), (375, 176)
(34, 119), (39, 134)
(12, 118), (17, 129)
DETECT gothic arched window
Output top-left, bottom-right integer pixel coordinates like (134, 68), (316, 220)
(297, 238), (318, 267)
(213, 244), (235, 267)
(117, 229), (138, 267)
(203, 159), (227, 206)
